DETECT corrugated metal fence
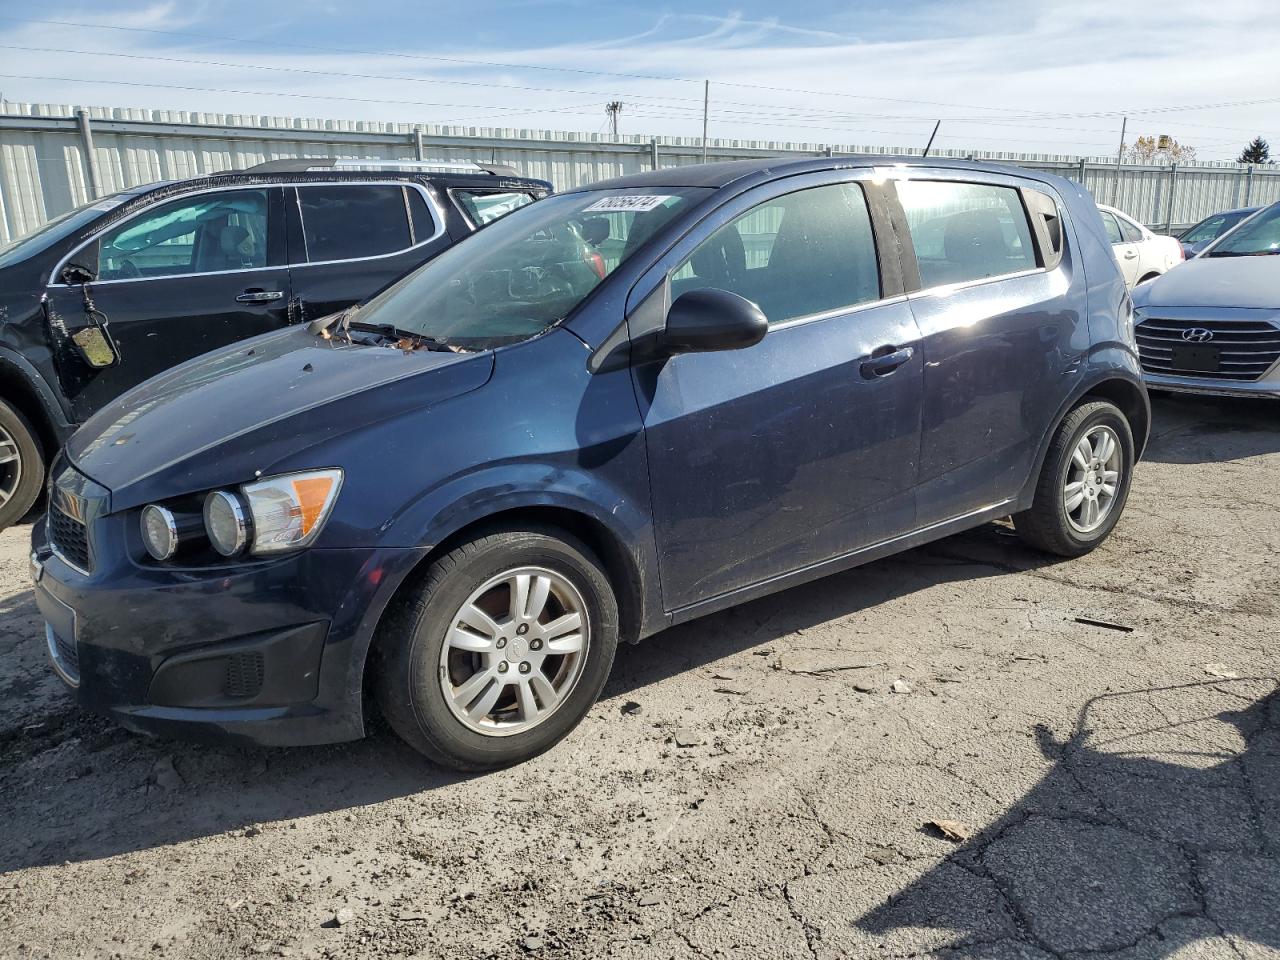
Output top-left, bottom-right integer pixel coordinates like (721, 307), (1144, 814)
(3, 100), (1279, 245)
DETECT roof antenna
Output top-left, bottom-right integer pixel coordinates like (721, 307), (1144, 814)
(922, 120), (941, 158)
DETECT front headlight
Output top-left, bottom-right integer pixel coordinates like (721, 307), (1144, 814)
(234, 468), (343, 556)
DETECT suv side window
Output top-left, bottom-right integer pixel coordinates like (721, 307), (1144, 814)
(298, 185), (414, 262)
(896, 180), (1037, 287)
(95, 189), (269, 280)
(671, 181), (881, 325)
(453, 190), (535, 226)
(1099, 210), (1125, 245)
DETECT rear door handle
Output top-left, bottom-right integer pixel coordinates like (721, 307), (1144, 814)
(237, 289), (284, 303)
(861, 345), (915, 379)
(1123, 250), (1138, 259)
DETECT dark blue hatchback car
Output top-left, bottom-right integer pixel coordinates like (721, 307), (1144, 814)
(32, 157), (1149, 769)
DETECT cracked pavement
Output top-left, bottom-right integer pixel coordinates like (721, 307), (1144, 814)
(1, 392), (1278, 959)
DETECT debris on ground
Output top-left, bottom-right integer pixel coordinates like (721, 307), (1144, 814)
(332, 907), (355, 927)
(890, 679), (913, 694)
(925, 819), (973, 842)
(1204, 663), (1240, 679)
(1073, 616), (1135, 633)
(672, 728), (703, 748)
(620, 701), (642, 716)
(151, 755), (184, 791)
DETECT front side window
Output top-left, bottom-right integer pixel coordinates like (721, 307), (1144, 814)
(298, 185), (413, 262)
(671, 182), (881, 325)
(897, 180), (1037, 287)
(96, 189), (269, 280)
(1206, 203), (1280, 257)
(355, 188), (708, 348)
(454, 190), (536, 227)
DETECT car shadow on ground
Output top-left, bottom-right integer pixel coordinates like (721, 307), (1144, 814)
(0, 522), (1060, 874)
(1144, 392), (1280, 465)
(854, 679), (1280, 957)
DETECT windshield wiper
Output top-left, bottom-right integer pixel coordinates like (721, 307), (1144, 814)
(1208, 250), (1279, 258)
(348, 320), (452, 350)
(307, 304), (360, 336)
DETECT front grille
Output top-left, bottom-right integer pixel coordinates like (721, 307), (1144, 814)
(48, 499), (91, 572)
(224, 652), (265, 699)
(1137, 317), (1280, 381)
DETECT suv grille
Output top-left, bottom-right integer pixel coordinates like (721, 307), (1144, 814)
(1136, 317), (1280, 381)
(49, 499), (91, 572)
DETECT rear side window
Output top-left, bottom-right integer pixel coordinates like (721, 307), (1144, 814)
(298, 185), (412, 262)
(897, 180), (1037, 288)
(1099, 210), (1124, 245)
(454, 190), (535, 226)
(96, 189), (269, 280)
(671, 182), (880, 326)
(1118, 216), (1143, 243)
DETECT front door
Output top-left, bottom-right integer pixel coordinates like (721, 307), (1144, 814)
(45, 187), (291, 421)
(632, 174), (923, 612)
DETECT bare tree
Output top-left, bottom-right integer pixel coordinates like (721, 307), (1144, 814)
(1124, 134), (1197, 165)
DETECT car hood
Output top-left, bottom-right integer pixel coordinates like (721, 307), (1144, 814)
(67, 324), (493, 506)
(1136, 256), (1280, 310)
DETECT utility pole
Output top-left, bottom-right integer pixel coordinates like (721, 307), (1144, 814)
(922, 120), (941, 158)
(701, 80), (710, 163)
(1110, 116), (1127, 205)
(605, 101), (623, 138)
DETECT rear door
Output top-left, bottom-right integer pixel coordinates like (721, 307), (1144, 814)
(44, 186), (291, 420)
(889, 173), (1089, 527)
(286, 182), (453, 322)
(632, 171), (923, 612)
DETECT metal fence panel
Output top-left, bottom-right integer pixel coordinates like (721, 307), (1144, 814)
(3, 100), (1279, 244)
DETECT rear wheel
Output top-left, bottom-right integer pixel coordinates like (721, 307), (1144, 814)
(1013, 401), (1134, 557)
(373, 527), (618, 770)
(0, 399), (44, 531)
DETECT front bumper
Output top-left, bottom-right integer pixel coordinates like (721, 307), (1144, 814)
(32, 522), (427, 747)
(1142, 370), (1280, 399)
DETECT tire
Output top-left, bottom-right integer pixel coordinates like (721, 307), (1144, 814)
(0, 398), (44, 532)
(373, 526), (619, 770)
(1013, 400), (1134, 557)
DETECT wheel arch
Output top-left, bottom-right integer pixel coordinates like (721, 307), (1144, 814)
(358, 501), (651, 718)
(0, 351), (71, 472)
(1016, 372), (1150, 511)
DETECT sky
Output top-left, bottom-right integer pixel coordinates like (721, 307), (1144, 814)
(0, 1), (1274, 161)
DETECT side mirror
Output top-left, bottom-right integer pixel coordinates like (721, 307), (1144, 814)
(661, 289), (767, 354)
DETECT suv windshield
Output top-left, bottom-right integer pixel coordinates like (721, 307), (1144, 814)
(355, 187), (710, 348)
(0, 192), (132, 270)
(1205, 204), (1280, 257)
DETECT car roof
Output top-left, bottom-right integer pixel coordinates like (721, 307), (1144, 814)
(565, 154), (1057, 192)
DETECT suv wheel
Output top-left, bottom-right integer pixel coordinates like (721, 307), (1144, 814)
(0, 399), (44, 531)
(373, 527), (619, 770)
(1013, 400), (1134, 557)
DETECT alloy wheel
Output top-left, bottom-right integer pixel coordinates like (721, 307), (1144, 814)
(0, 423), (22, 511)
(438, 566), (590, 737)
(1063, 425), (1122, 534)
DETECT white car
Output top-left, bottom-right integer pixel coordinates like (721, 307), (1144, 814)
(1097, 204), (1184, 288)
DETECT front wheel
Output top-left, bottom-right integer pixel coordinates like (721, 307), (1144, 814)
(0, 399), (44, 531)
(373, 527), (619, 770)
(1013, 400), (1135, 557)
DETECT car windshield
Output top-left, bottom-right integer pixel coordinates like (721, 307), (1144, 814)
(1205, 204), (1280, 257)
(1181, 211), (1246, 244)
(0, 191), (132, 270)
(354, 187), (709, 348)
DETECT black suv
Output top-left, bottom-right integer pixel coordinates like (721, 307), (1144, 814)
(0, 159), (551, 529)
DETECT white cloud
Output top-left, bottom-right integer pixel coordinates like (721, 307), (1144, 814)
(0, 2), (1273, 160)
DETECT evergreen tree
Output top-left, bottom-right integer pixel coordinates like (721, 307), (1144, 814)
(1239, 137), (1271, 164)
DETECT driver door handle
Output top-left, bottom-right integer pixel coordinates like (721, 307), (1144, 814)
(1123, 250), (1138, 259)
(861, 345), (915, 379)
(237, 288), (284, 303)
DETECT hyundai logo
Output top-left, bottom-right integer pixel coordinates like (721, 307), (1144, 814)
(1182, 328), (1214, 343)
